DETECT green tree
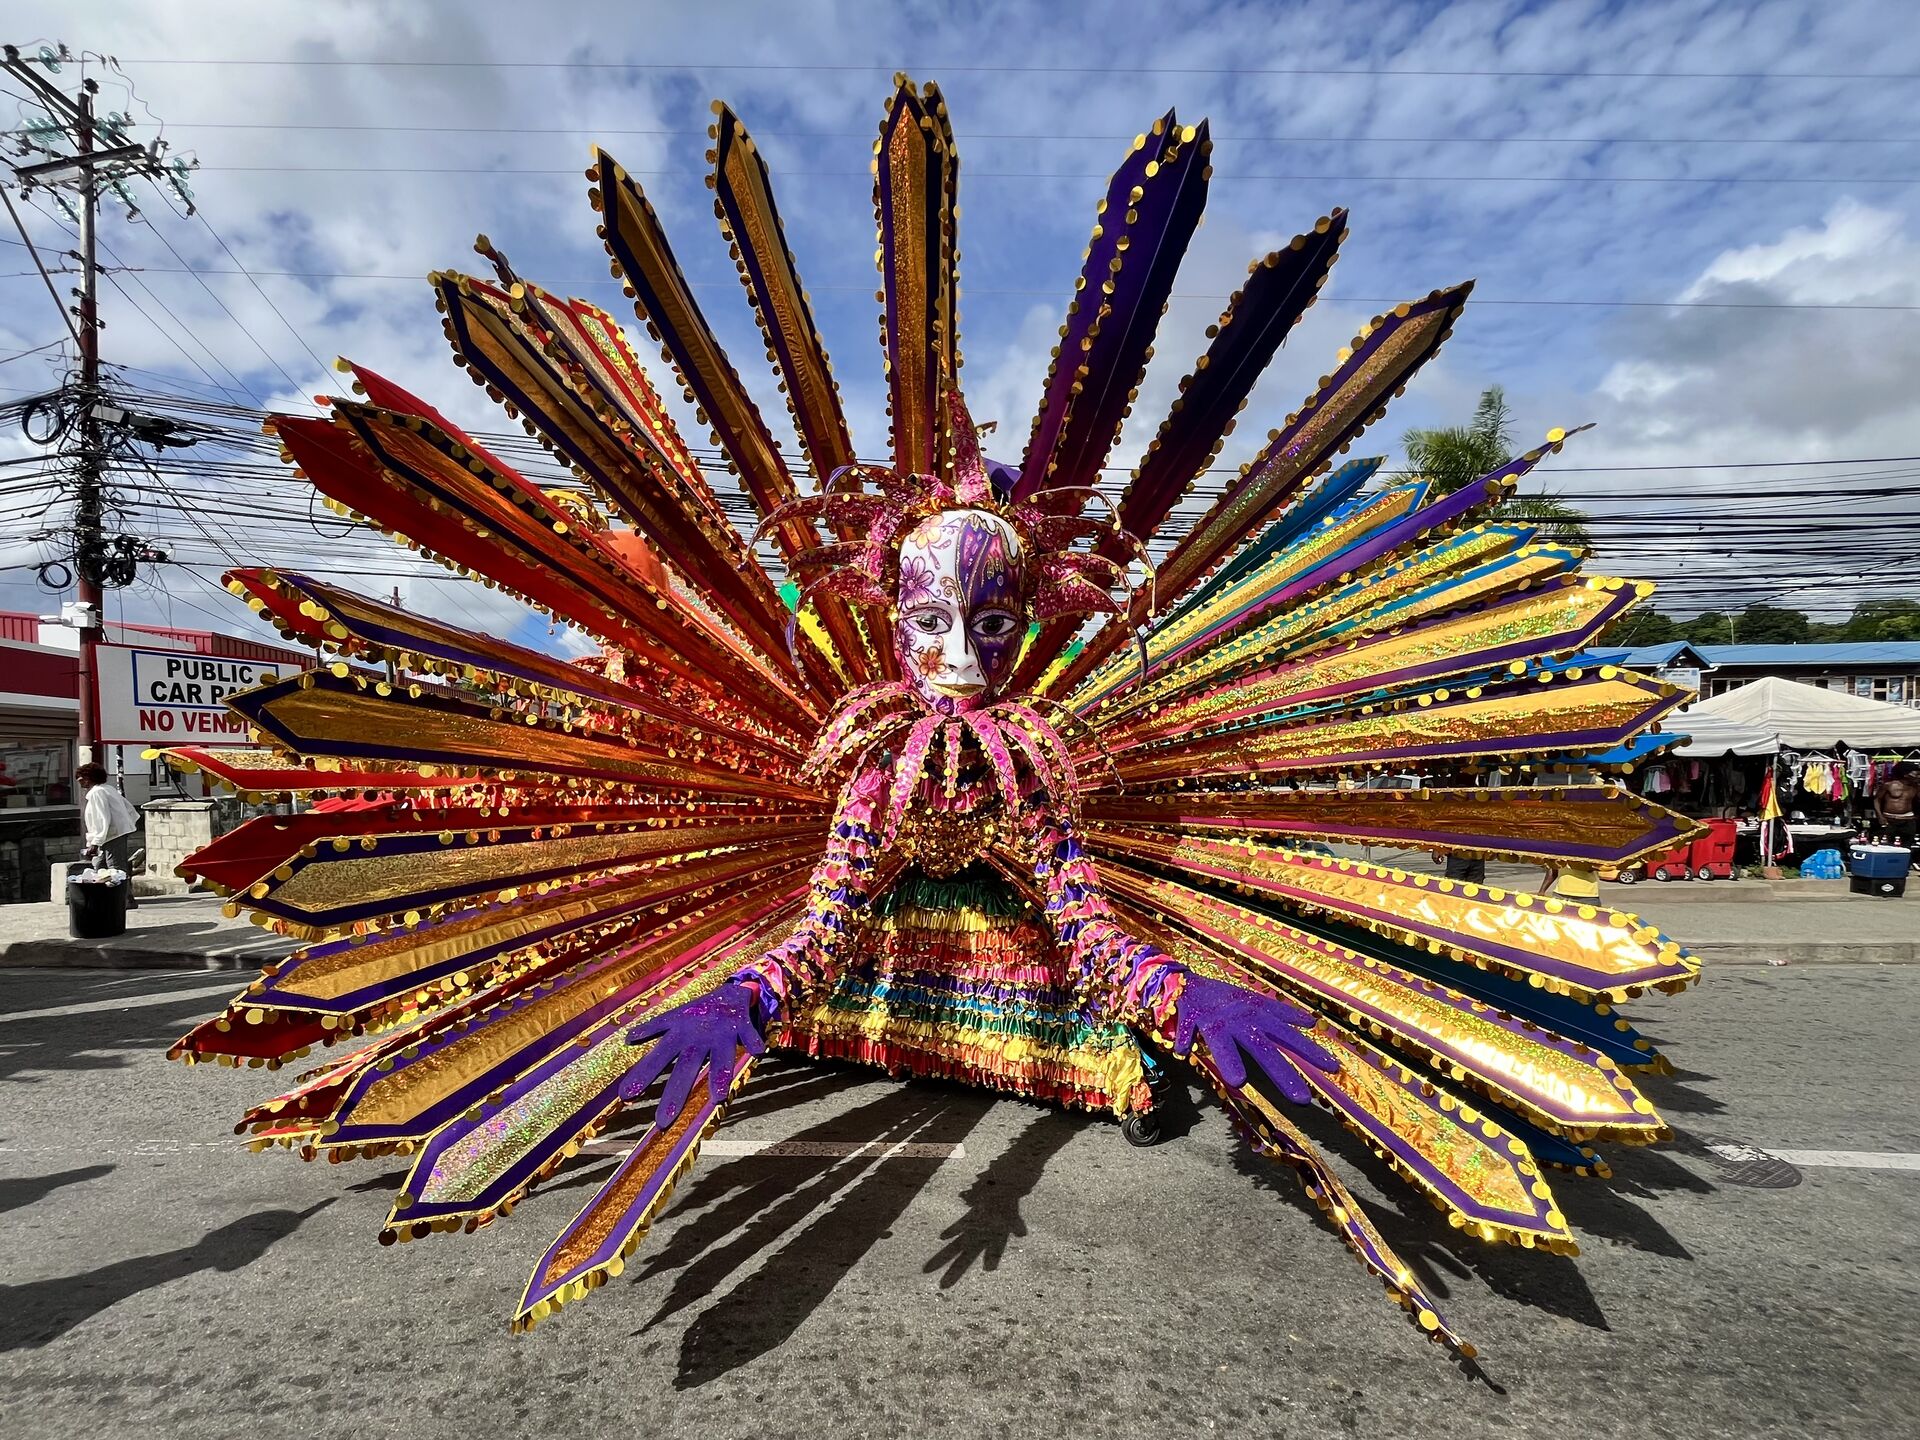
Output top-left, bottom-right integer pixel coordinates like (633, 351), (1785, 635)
(1827, 598), (1920, 641)
(1731, 603), (1813, 645)
(1401, 386), (1590, 546)
(1684, 610), (1735, 645)
(1603, 607), (1680, 647)
(1675, 603), (1831, 646)
(1403, 387), (1515, 496)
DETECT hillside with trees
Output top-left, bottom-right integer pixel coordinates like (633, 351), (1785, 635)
(1605, 598), (1920, 647)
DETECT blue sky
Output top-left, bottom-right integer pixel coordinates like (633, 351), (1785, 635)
(4, 0), (1919, 641)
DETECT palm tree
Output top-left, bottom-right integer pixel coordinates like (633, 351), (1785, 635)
(1403, 387), (1515, 496)
(1496, 493), (1592, 549)
(1402, 386), (1590, 548)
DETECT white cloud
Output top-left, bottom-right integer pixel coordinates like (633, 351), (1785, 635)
(1591, 198), (1920, 450)
(1681, 198), (1913, 305)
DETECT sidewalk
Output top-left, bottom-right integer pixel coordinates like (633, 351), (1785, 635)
(1, 867), (1911, 973)
(1606, 889), (1917, 965)
(1354, 854), (1918, 967)
(0, 891), (297, 971)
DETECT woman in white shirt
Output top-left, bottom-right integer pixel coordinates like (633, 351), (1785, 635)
(77, 761), (141, 898)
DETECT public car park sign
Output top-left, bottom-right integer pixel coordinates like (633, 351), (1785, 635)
(94, 643), (281, 745)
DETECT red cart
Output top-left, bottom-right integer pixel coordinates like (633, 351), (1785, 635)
(1689, 819), (1738, 880)
(1615, 819), (1738, 884)
(1615, 837), (1693, 883)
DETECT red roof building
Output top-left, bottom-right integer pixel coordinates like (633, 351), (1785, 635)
(0, 611), (317, 902)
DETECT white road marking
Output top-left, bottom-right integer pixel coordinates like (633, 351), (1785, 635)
(1768, 1149), (1920, 1171)
(0, 979), (243, 1022)
(8, 1133), (1907, 1170)
(583, 1137), (966, 1161)
(0, 1141), (246, 1155)
(1706, 1139), (1920, 1172)
(3, 1137), (968, 1162)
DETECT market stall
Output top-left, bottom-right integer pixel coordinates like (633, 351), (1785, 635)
(1625, 709), (1778, 818)
(1592, 709), (1776, 880)
(1689, 677), (1920, 866)
(1691, 675), (1920, 749)
(1669, 712), (1780, 758)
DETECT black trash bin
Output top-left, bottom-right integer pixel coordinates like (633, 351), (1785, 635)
(67, 863), (130, 938)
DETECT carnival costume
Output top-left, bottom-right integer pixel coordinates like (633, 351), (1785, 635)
(163, 81), (1705, 1356)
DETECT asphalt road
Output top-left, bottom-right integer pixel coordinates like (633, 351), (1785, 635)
(3, 963), (1916, 1439)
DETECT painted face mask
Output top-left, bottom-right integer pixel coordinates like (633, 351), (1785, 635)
(894, 507), (1028, 712)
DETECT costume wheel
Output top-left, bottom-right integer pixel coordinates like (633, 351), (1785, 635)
(1121, 1112), (1162, 1147)
(1696, 866), (1715, 881)
(1615, 867), (1640, 885)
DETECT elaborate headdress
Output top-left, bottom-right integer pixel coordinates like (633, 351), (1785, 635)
(763, 385), (1147, 626)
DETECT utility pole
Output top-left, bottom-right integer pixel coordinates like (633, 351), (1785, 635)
(71, 76), (103, 765)
(3, 43), (198, 765)
(385, 587), (403, 685)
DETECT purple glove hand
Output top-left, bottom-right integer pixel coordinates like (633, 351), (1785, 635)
(617, 980), (766, 1123)
(1170, 971), (1339, 1105)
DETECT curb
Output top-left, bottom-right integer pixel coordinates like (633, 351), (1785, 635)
(0, 940), (293, 972)
(1682, 942), (1920, 966)
(1598, 880), (1862, 904)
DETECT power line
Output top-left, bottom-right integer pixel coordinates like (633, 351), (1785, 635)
(1458, 454), (1920, 473)
(170, 188), (333, 379)
(32, 370), (1920, 598)
(21, 194), (266, 404)
(75, 378), (1920, 480)
(22, 119), (1920, 146)
(180, 161), (1920, 186)
(130, 208), (309, 397)
(107, 57), (1920, 82)
(60, 263), (1920, 315)
(0, 337), (67, 366)
(97, 266), (258, 404)
(99, 357), (267, 408)
(0, 184), (81, 347)
(135, 469), (256, 570)
(141, 563), (259, 631)
(67, 377), (1920, 487)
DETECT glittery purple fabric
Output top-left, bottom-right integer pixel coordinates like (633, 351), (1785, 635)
(1169, 970), (1338, 1105)
(619, 980), (767, 1118)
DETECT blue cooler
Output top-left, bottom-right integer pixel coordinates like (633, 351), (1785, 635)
(1848, 844), (1909, 898)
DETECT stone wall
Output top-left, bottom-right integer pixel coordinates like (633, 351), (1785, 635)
(138, 796), (294, 893)
(140, 798), (216, 892)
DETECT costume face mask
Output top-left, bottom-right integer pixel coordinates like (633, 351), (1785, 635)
(894, 507), (1028, 711)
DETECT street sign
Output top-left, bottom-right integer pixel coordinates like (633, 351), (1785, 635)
(93, 642), (282, 745)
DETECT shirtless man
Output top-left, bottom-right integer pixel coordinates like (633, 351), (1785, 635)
(1873, 762), (1918, 857)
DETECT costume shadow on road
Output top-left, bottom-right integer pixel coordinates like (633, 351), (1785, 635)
(512, 1046), (1727, 1391)
(0, 1199), (333, 1351)
(477, 1052), (1078, 1391)
(648, 1065), (996, 1390)
(1227, 1052), (1723, 1366)
(0, 969), (238, 1082)
(0, 1163), (115, 1216)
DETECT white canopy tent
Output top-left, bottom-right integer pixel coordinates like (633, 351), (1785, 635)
(1688, 676), (1920, 750)
(1661, 708), (1779, 758)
